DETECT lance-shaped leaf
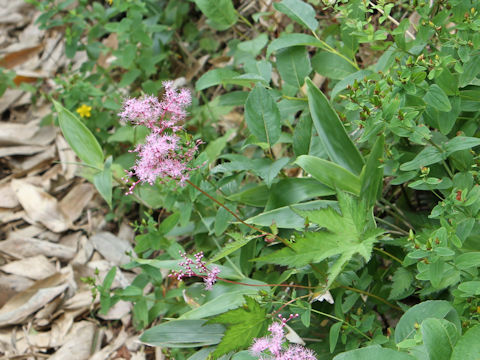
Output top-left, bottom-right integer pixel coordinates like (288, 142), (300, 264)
(305, 78), (364, 174)
(360, 134), (385, 208)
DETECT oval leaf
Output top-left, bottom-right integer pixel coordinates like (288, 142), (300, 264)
(273, 0), (318, 33)
(193, 0), (238, 30)
(312, 51), (357, 80)
(423, 84), (451, 112)
(244, 85), (281, 147)
(333, 346), (416, 360)
(451, 324), (480, 360)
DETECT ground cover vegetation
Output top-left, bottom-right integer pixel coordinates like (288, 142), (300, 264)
(2, 0), (480, 358)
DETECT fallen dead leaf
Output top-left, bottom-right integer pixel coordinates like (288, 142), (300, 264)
(0, 237), (76, 260)
(59, 182), (95, 223)
(0, 255), (56, 280)
(90, 232), (134, 266)
(49, 320), (96, 360)
(11, 179), (71, 232)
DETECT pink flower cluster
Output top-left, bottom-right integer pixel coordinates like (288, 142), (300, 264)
(119, 81), (201, 194)
(169, 251), (220, 290)
(250, 314), (316, 360)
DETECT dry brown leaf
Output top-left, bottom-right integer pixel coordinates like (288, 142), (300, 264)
(49, 321), (96, 360)
(0, 274), (34, 308)
(0, 272), (69, 327)
(11, 179), (71, 232)
(90, 232), (134, 266)
(10, 145), (56, 172)
(0, 182), (19, 208)
(97, 300), (131, 321)
(0, 145), (45, 157)
(70, 235), (94, 265)
(90, 327), (129, 360)
(0, 255), (56, 281)
(0, 238), (76, 260)
(56, 134), (77, 180)
(59, 183), (95, 223)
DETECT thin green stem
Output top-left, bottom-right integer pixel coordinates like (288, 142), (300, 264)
(186, 180), (293, 248)
(373, 246), (403, 264)
(375, 216), (409, 236)
(339, 285), (403, 311)
(236, 12), (253, 28)
(311, 31), (359, 70)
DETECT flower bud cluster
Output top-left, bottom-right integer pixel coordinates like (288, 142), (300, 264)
(169, 251), (220, 290)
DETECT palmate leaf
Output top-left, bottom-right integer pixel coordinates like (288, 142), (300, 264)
(207, 296), (268, 358)
(255, 192), (383, 288)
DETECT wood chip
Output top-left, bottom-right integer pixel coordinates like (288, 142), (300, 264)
(11, 179), (71, 232)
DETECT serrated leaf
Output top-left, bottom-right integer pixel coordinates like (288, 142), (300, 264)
(209, 233), (257, 263)
(208, 296), (268, 357)
(255, 192), (381, 287)
(389, 267), (413, 300)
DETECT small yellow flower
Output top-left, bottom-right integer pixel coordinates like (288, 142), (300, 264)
(76, 104), (92, 118)
(107, 0), (112, 4)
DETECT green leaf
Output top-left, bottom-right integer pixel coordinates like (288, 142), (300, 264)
(140, 320), (225, 348)
(296, 155), (361, 196)
(93, 156), (113, 208)
(208, 297), (268, 357)
(179, 281), (269, 320)
(196, 68), (240, 91)
(455, 252), (480, 269)
(267, 33), (323, 57)
(193, 0), (238, 30)
(333, 345), (416, 360)
(312, 51), (357, 80)
(246, 200), (337, 229)
(276, 46), (311, 88)
(459, 54), (480, 87)
(305, 78), (364, 174)
(254, 157), (290, 188)
(53, 100), (104, 169)
(244, 85), (281, 147)
(457, 281), (480, 295)
(389, 267), (413, 300)
(399, 147), (443, 171)
(214, 206), (234, 236)
(423, 84), (451, 112)
(210, 233), (257, 263)
(394, 300), (461, 344)
(255, 193), (381, 287)
(331, 70), (374, 99)
(444, 136), (480, 155)
(421, 318), (459, 360)
(293, 113), (312, 157)
(360, 135), (384, 209)
(329, 322), (342, 353)
(451, 324), (480, 360)
(227, 185), (270, 207)
(237, 34), (269, 56)
(273, 0), (318, 32)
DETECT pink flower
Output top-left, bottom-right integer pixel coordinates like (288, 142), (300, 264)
(169, 251), (220, 291)
(119, 83), (201, 194)
(250, 314), (316, 360)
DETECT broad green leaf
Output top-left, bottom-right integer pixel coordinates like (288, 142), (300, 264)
(395, 300), (461, 344)
(399, 147), (443, 171)
(312, 51), (357, 80)
(457, 281), (480, 295)
(421, 318), (459, 360)
(276, 46), (311, 88)
(255, 193), (381, 287)
(179, 281), (269, 319)
(444, 136), (480, 155)
(246, 199), (337, 229)
(333, 345), (416, 360)
(196, 68), (240, 91)
(93, 157), (113, 208)
(360, 135), (384, 209)
(237, 34), (269, 56)
(423, 84), (451, 112)
(460, 88), (480, 111)
(306, 78), (364, 174)
(273, 0), (318, 33)
(451, 324), (480, 360)
(208, 297), (268, 357)
(267, 33), (322, 57)
(244, 85), (281, 147)
(255, 157), (290, 188)
(140, 320), (225, 348)
(293, 113), (312, 157)
(227, 185), (270, 207)
(215, 206), (234, 236)
(455, 252), (480, 269)
(458, 54), (480, 87)
(296, 155), (361, 195)
(209, 233), (257, 263)
(53, 100), (104, 169)
(193, 0), (238, 30)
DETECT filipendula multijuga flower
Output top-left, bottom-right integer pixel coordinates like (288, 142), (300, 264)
(119, 81), (202, 194)
(250, 314), (317, 360)
(169, 251), (220, 290)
